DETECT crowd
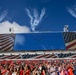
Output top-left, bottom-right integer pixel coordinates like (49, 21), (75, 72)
(0, 59), (76, 75)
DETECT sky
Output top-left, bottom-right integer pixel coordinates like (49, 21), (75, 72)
(0, 0), (76, 50)
(0, 0), (76, 32)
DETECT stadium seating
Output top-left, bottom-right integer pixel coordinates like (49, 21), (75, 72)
(63, 32), (76, 43)
(0, 52), (75, 59)
(57, 53), (75, 58)
(22, 53), (39, 59)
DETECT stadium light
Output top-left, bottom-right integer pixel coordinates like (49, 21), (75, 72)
(63, 25), (69, 32)
(9, 27), (14, 34)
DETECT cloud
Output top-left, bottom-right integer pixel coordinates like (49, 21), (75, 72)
(0, 10), (8, 22)
(25, 8), (46, 32)
(67, 5), (76, 18)
(0, 21), (30, 34)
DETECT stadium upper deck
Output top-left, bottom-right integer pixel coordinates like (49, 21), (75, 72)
(0, 32), (76, 52)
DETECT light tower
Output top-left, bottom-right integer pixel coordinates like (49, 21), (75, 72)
(9, 27), (14, 34)
(63, 25), (69, 32)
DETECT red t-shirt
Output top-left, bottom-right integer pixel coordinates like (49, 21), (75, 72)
(41, 70), (45, 75)
(68, 67), (74, 75)
(20, 70), (24, 75)
(25, 70), (30, 75)
(2, 70), (7, 75)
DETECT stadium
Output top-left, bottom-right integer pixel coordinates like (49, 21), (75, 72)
(0, 32), (76, 75)
(0, 32), (76, 59)
(0, 0), (76, 74)
(0, 23), (76, 74)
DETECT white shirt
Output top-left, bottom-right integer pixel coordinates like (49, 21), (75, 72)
(50, 67), (56, 75)
(12, 72), (17, 75)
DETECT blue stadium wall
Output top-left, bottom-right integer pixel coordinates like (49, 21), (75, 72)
(0, 32), (76, 51)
